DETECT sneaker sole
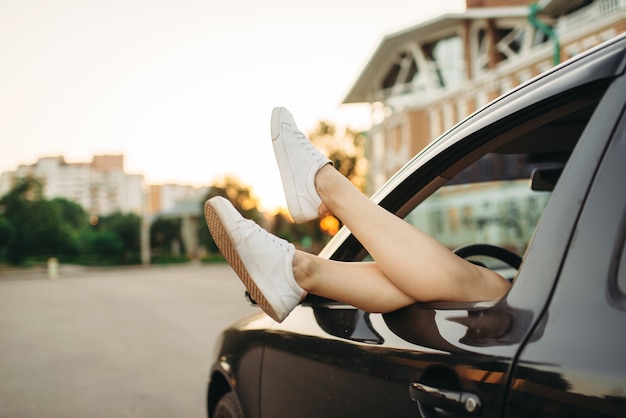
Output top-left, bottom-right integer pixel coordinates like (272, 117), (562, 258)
(204, 201), (282, 322)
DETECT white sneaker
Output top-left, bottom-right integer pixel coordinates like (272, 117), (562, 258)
(271, 107), (331, 223)
(204, 196), (305, 323)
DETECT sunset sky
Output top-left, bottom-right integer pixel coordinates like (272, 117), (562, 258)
(0, 0), (465, 210)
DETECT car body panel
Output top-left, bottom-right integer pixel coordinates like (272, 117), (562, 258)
(208, 313), (270, 418)
(505, 76), (626, 417)
(207, 33), (626, 418)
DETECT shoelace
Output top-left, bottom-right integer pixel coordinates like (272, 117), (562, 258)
(237, 218), (290, 250)
(289, 127), (325, 163)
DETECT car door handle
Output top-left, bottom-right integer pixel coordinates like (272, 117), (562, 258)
(409, 382), (481, 416)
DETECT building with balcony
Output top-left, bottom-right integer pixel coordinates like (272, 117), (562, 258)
(344, 0), (626, 193)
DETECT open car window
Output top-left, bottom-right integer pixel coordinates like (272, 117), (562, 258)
(402, 81), (609, 282)
(404, 154), (552, 279)
(354, 80), (612, 289)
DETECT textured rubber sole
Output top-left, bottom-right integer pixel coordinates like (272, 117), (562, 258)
(204, 201), (281, 322)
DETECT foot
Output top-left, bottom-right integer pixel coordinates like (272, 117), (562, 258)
(271, 107), (331, 223)
(204, 196), (306, 322)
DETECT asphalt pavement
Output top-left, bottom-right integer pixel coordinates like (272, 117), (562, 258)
(0, 263), (258, 418)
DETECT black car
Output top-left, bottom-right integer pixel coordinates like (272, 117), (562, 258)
(207, 33), (626, 418)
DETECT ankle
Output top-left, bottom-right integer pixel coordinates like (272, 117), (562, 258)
(293, 252), (317, 292)
(314, 164), (335, 214)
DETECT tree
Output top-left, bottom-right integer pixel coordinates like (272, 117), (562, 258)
(198, 176), (263, 254)
(97, 212), (141, 263)
(0, 177), (79, 264)
(51, 197), (88, 229)
(82, 230), (124, 260)
(271, 210), (330, 253)
(308, 121), (369, 192)
(150, 217), (182, 254)
(27, 199), (80, 258)
(305, 121), (369, 241)
(0, 215), (14, 261)
(0, 176), (44, 207)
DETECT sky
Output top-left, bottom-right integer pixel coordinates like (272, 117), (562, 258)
(0, 0), (465, 211)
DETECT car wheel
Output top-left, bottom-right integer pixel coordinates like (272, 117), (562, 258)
(213, 392), (244, 418)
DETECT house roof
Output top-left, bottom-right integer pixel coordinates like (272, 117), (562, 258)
(342, 6), (532, 104)
(538, 0), (592, 17)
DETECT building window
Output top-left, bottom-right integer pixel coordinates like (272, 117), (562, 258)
(381, 51), (418, 92)
(429, 36), (464, 89)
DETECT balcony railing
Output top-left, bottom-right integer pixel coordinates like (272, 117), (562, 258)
(556, 0), (626, 36)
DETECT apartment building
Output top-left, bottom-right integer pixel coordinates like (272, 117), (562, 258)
(344, 0), (626, 193)
(0, 154), (144, 216)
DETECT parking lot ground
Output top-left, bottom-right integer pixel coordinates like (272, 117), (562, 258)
(0, 263), (258, 418)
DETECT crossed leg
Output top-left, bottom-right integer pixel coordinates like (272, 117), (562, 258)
(206, 107), (511, 321)
(291, 164), (511, 313)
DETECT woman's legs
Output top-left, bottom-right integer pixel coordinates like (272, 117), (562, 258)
(291, 162), (510, 310)
(206, 107), (510, 322)
(294, 253), (416, 313)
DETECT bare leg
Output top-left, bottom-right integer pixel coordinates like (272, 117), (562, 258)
(292, 164), (510, 310)
(294, 252), (416, 313)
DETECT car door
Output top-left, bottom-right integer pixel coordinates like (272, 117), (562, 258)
(505, 73), (626, 418)
(258, 39), (626, 418)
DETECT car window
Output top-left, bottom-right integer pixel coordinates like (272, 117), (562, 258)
(404, 153), (552, 274)
(351, 81), (612, 288)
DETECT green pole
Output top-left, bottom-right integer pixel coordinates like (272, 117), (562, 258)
(528, 2), (561, 65)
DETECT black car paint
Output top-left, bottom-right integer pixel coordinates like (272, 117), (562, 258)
(505, 74), (626, 417)
(207, 34), (626, 418)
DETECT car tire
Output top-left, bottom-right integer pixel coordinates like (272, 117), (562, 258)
(213, 392), (244, 418)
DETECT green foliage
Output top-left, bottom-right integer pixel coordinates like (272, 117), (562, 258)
(0, 215), (14, 258)
(150, 217), (182, 254)
(83, 230), (123, 257)
(52, 197), (88, 229)
(0, 178), (81, 264)
(199, 253), (225, 264)
(0, 177), (141, 266)
(198, 177), (263, 254)
(150, 254), (190, 264)
(94, 212), (141, 263)
(272, 211), (332, 253)
(309, 121), (368, 192)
